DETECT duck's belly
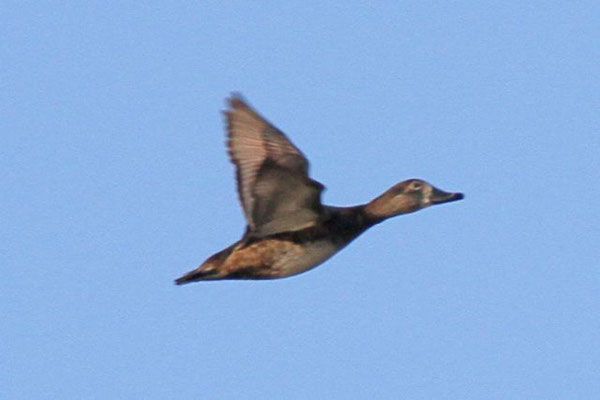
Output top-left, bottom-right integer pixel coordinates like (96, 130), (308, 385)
(274, 239), (341, 278)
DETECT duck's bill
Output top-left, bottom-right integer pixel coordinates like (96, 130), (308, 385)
(431, 188), (464, 205)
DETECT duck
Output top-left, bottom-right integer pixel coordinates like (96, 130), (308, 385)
(175, 95), (463, 284)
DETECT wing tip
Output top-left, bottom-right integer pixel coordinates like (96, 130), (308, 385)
(227, 92), (249, 110)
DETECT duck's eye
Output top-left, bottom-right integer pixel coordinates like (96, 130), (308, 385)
(409, 182), (423, 191)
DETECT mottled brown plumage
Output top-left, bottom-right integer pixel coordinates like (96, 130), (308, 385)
(175, 95), (463, 284)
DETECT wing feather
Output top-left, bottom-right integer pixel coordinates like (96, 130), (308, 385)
(225, 95), (324, 235)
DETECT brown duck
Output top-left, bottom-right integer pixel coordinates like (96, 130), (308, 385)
(175, 95), (464, 284)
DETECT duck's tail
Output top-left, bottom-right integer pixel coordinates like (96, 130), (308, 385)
(174, 243), (237, 285)
(174, 266), (222, 285)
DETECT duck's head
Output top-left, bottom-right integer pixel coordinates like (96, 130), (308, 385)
(364, 179), (464, 222)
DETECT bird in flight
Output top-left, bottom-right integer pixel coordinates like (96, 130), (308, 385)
(175, 95), (463, 284)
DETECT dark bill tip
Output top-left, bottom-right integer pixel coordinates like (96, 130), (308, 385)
(431, 189), (465, 205)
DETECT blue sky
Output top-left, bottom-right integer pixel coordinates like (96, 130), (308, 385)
(2, 2), (599, 399)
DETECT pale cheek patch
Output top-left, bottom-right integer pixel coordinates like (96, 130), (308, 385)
(423, 186), (433, 206)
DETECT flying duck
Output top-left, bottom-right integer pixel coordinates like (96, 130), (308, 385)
(175, 95), (463, 284)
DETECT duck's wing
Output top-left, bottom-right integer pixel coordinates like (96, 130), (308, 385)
(225, 95), (325, 237)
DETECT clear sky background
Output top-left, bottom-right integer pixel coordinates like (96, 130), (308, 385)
(2, 2), (599, 399)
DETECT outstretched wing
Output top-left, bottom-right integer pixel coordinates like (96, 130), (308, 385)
(225, 95), (325, 237)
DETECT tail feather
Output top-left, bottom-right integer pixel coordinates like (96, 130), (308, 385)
(174, 267), (221, 285)
(175, 242), (238, 285)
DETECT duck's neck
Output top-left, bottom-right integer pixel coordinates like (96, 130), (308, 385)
(325, 205), (379, 237)
(362, 194), (397, 225)
(362, 192), (418, 225)
(321, 203), (391, 246)
(333, 204), (388, 229)
(328, 192), (412, 235)
(360, 204), (388, 226)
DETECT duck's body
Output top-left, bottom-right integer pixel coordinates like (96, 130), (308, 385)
(175, 96), (463, 284)
(177, 206), (366, 282)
